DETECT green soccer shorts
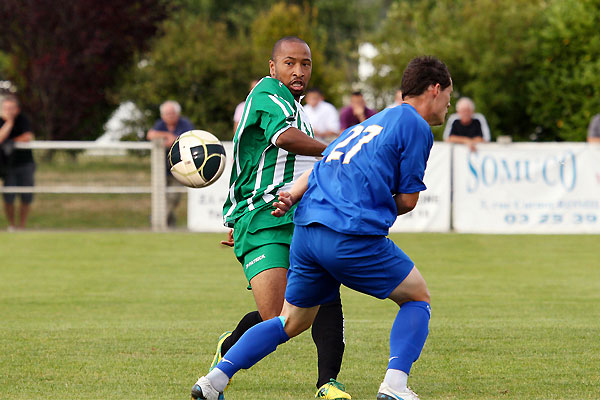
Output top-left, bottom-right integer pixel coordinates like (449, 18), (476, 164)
(232, 205), (297, 285)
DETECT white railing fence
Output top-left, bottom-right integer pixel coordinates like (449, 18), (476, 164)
(1, 139), (178, 231)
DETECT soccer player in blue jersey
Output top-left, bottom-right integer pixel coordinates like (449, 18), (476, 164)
(192, 56), (453, 400)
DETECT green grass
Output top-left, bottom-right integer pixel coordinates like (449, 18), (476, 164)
(1, 233), (599, 399)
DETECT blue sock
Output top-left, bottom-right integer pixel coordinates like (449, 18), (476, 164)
(216, 316), (289, 378)
(388, 301), (431, 374)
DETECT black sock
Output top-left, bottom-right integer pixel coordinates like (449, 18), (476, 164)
(312, 298), (345, 388)
(220, 310), (263, 356)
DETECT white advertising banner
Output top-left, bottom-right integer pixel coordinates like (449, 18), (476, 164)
(453, 143), (600, 233)
(187, 141), (234, 232)
(390, 142), (452, 232)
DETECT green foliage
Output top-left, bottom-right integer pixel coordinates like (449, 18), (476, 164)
(0, 0), (166, 140)
(250, 2), (342, 105)
(527, 0), (600, 141)
(370, 0), (546, 141)
(120, 16), (256, 140)
(122, 2), (354, 139)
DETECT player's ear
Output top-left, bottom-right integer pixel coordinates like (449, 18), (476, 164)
(269, 59), (276, 78)
(429, 83), (440, 99)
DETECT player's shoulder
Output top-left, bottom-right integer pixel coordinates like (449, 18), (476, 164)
(385, 104), (427, 129)
(252, 77), (293, 99)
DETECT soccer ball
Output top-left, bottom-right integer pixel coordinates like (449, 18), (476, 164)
(168, 130), (227, 188)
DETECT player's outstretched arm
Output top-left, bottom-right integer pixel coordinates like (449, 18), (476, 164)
(272, 168), (312, 217)
(275, 127), (326, 156)
(394, 192), (420, 215)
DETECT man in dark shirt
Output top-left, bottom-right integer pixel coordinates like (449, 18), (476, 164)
(339, 91), (377, 131)
(443, 97), (490, 151)
(146, 100), (194, 227)
(0, 95), (35, 230)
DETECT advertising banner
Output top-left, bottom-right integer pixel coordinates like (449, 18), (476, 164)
(452, 143), (600, 233)
(390, 142), (452, 232)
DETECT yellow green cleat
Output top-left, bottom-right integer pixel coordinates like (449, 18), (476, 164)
(315, 379), (351, 399)
(209, 331), (232, 372)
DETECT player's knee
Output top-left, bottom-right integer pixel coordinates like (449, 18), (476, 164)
(283, 316), (311, 338)
(416, 286), (431, 304)
(258, 307), (282, 321)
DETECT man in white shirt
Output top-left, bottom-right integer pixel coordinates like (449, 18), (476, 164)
(304, 88), (340, 144)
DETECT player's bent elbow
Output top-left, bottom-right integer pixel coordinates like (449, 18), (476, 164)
(395, 192), (420, 215)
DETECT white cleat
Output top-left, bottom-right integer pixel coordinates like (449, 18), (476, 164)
(190, 376), (223, 400)
(376, 382), (420, 400)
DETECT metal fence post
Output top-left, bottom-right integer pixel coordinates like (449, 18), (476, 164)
(151, 138), (167, 231)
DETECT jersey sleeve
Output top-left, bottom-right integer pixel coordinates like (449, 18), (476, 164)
(254, 90), (296, 146)
(395, 120), (433, 194)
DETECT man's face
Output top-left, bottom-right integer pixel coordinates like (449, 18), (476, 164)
(269, 41), (312, 99)
(161, 105), (179, 125)
(305, 91), (321, 107)
(1, 100), (19, 121)
(350, 95), (365, 111)
(457, 104), (474, 124)
(430, 82), (453, 126)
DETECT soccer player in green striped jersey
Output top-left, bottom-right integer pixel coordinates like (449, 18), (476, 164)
(192, 37), (350, 400)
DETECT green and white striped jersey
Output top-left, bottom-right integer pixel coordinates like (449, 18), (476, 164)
(223, 76), (318, 227)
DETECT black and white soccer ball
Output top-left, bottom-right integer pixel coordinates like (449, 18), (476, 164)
(168, 130), (226, 188)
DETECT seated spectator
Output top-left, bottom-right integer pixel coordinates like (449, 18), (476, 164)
(587, 114), (600, 143)
(339, 91), (377, 131)
(303, 87), (340, 143)
(233, 79), (259, 133)
(147, 100), (194, 227)
(0, 95), (35, 231)
(443, 97), (491, 151)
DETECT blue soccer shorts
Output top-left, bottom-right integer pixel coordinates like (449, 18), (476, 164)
(285, 223), (415, 308)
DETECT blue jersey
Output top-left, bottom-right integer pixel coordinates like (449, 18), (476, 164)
(293, 103), (433, 235)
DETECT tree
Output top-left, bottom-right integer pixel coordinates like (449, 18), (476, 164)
(250, 2), (342, 105)
(527, 0), (600, 141)
(0, 0), (166, 140)
(120, 15), (257, 140)
(121, 2), (353, 140)
(369, 0), (545, 140)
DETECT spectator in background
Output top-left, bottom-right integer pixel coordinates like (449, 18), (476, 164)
(339, 91), (377, 131)
(147, 100), (194, 227)
(387, 89), (403, 108)
(587, 114), (600, 143)
(443, 97), (490, 151)
(0, 95), (35, 231)
(233, 79), (259, 133)
(303, 87), (340, 143)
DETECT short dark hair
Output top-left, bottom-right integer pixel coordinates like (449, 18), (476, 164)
(306, 87), (323, 95)
(271, 36), (309, 61)
(401, 56), (451, 99)
(351, 91), (363, 97)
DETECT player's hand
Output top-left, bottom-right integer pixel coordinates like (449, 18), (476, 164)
(220, 229), (234, 247)
(271, 191), (295, 217)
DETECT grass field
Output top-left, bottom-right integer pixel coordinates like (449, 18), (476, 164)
(1, 232), (599, 399)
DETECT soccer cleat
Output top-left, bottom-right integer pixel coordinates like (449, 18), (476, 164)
(376, 382), (419, 400)
(190, 376), (223, 400)
(209, 331), (232, 372)
(315, 378), (351, 399)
